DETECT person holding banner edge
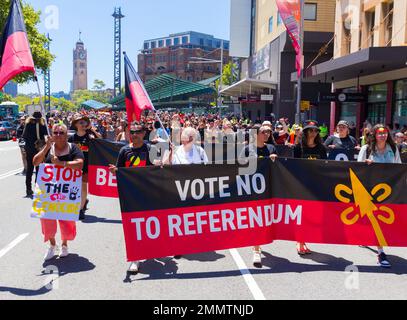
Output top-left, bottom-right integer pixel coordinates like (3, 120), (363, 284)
(33, 124), (84, 261)
(109, 123), (159, 274)
(294, 120), (327, 255)
(240, 124), (278, 268)
(357, 124), (402, 268)
(324, 120), (360, 151)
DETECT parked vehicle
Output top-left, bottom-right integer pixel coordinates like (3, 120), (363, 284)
(0, 121), (15, 140)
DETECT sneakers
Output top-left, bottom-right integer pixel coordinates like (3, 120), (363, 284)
(59, 245), (69, 258)
(128, 261), (141, 274)
(378, 252), (391, 268)
(253, 251), (262, 268)
(26, 189), (34, 199)
(79, 209), (86, 221)
(44, 246), (57, 261)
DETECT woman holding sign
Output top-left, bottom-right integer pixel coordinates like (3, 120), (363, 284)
(358, 124), (401, 268)
(33, 124), (84, 261)
(69, 114), (102, 220)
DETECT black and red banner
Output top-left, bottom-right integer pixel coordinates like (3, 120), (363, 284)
(116, 158), (407, 262)
(88, 139), (125, 198)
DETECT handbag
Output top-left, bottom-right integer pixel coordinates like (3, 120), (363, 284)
(34, 122), (46, 152)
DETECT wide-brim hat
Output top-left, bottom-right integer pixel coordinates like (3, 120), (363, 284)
(303, 120), (320, 132)
(71, 114), (90, 127)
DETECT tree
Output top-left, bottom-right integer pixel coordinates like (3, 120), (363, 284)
(0, 0), (54, 84)
(92, 79), (106, 90)
(71, 89), (111, 106)
(215, 62), (238, 90)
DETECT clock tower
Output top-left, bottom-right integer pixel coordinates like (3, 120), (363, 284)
(72, 33), (88, 91)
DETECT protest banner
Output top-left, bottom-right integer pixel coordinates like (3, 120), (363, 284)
(327, 149), (359, 161)
(116, 159), (407, 262)
(88, 139), (125, 198)
(31, 164), (82, 221)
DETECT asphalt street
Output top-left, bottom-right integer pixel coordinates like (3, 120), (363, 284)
(0, 139), (407, 300)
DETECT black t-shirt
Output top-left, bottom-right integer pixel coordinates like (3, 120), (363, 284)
(116, 143), (157, 168)
(23, 121), (48, 153)
(68, 132), (94, 172)
(45, 143), (84, 163)
(324, 135), (358, 150)
(242, 144), (277, 159)
(294, 144), (328, 160)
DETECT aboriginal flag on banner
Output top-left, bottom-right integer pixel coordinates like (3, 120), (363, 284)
(88, 139), (124, 198)
(0, 0), (35, 89)
(116, 158), (407, 262)
(124, 53), (154, 123)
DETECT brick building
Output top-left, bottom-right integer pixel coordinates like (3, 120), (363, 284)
(138, 31), (231, 83)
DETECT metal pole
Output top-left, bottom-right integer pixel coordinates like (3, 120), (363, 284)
(218, 40), (224, 108)
(35, 75), (50, 135)
(296, 0), (305, 125)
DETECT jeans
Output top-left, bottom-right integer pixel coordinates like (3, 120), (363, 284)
(25, 151), (38, 192)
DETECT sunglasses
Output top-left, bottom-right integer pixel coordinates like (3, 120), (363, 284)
(53, 131), (66, 136)
(77, 121), (88, 126)
(130, 130), (144, 135)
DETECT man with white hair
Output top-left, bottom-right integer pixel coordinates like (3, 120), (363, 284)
(168, 127), (209, 165)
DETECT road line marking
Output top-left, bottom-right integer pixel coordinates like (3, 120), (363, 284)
(0, 147), (19, 152)
(0, 233), (29, 259)
(229, 249), (266, 300)
(0, 168), (23, 180)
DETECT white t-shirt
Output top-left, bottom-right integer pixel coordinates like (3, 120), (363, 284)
(172, 144), (208, 165)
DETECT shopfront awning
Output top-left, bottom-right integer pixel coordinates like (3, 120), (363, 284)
(291, 46), (407, 83)
(220, 78), (277, 97)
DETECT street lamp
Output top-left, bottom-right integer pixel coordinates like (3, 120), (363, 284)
(188, 40), (224, 108)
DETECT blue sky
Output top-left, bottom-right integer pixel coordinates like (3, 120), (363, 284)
(19, 0), (231, 94)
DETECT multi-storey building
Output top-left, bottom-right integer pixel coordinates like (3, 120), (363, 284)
(138, 31), (230, 83)
(222, 0), (336, 123)
(303, 0), (407, 135)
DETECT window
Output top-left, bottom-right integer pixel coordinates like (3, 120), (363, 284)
(174, 37), (180, 45)
(158, 40), (164, 48)
(166, 39), (172, 47)
(224, 42), (229, 50)
(182, 36), (188, 44)
(144, 43), (149, 50)
(277, 12), (282, 26)
(268, 16), (274, 33)
(199, 38), (204, 46)
(216, 41), (221, 48)
(151, 41), (156, 49)
(393, 79), (407, 127)
(304, 3), (317, 21)
(207, 40), (212, 47)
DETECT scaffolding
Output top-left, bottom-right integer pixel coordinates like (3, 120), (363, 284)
(112, 7), (124, 97)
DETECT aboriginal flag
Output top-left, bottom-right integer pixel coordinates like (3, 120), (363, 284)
(0, 0), (35, 90)
(124, 53), (154, 123)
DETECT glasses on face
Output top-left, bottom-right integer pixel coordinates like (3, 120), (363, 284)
(53, 131), (66, 136)
(78, 121), (88, 126)
(130, 130), (144, 135)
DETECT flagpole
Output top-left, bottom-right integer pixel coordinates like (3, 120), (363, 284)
(123, 52), (170, 142)
(295, 0), (305, 125)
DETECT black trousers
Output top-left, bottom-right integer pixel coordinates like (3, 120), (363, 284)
(25, 151), (39, 192)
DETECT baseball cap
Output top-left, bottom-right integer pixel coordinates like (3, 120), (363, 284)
(337, 120), (349, 127)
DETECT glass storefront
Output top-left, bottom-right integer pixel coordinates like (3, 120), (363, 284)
(393, 79), (407, 128)
(339, 87), (357, 126)
(367, 83), (387, 125)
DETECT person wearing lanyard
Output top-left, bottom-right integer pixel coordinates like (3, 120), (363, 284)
(69, 114), (102, 220)
(33, 124), (84, 261)
(357, 125), (402, 268)
(109, 123), (159, 274)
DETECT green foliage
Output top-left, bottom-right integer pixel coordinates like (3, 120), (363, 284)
(0, 0), (54, 84)
(92, 79), (106, 90)
(215, 62), (239, 90)
(71, 89), (112, 106)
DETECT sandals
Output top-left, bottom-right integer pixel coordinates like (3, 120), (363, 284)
(297, 243), (312, 255)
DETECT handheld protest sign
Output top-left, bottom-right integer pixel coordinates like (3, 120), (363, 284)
(31, 164), (82, 221)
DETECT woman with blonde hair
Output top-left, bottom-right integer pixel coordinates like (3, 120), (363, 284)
(33, 123), (84, 261)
